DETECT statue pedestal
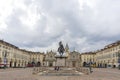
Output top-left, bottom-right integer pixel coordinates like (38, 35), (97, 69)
(55, 53), (67, 67)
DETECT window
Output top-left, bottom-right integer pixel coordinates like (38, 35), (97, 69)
(113, 48), (115, 51)
(113, 53), (115, 57)
(2, 51), (4, 56)
(116, 53), (118, 57)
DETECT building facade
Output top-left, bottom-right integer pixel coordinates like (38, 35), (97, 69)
(0, 40), (44, 68)
(44, 50), (56, 67)
(66, 51), (81, 67)
(1, 39), (120, 68)
(0, 40), (82, 68)
(43, 50), (81, 67)
(43, 44), (81, 67)
(96, 41), (120, 68)
(81, 52), (96, 67)
(29, 52), (44, 67)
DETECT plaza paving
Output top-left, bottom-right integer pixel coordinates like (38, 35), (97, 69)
(0, 68), (120, 80)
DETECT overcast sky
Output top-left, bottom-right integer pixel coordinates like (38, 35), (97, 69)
(0, 0), (120, 52)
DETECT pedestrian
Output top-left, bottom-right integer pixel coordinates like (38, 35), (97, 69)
(57, 66), (59, 71)
(89, 62), (93, 73)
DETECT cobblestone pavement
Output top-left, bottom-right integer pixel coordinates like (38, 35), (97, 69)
(0, 68), (120, 80)
(0, 68), (38, 80)
(38, 68), (120, 80)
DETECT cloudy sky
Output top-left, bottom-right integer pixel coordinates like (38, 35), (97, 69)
(0, 0), (120, 52)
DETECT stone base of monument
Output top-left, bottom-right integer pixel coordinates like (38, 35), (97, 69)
(38, 67), (83, 76)
(55, 52), (67, 67)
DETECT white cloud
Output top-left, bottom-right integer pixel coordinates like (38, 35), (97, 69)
(0, 0), (120, 52)
(0, 0), (14, 32)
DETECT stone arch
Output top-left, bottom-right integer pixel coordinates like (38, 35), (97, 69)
(32, 61), (35, 66)
(25, 61), (27, 67)
(18, 60), (21, 67)
(83, 62), (87, 67)
(37, 61), (41, 67)
(112, 59), (116, 68)
(14, 60), (17, 67)
(49, 61), (53, 67)
(10, 59), (13, 67)
(21, 60), (24, 67)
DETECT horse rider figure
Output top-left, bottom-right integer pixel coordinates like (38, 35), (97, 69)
(58, 41), (65, 57)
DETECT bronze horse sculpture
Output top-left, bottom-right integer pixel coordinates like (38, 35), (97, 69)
(58, 41), (65, 57)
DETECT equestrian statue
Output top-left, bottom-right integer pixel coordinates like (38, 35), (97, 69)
(58, 41), (65, 57)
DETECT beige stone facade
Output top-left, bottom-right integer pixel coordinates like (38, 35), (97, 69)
(96, 41), (120, 68)
(1, 39), (120, 68)
(81, 52), (96, 67)
(66, 51), (81, 67)
(29, 52), (44, 66)
(0, 40), (81, 68)
(44, 51), (56, 67)
(43, 50), (81, 67)
(0, 40), (44, 68)
(80, 41), (120, 68)
(43, 44), (81, 67)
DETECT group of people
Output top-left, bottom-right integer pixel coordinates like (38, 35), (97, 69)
(54, 66), (60, 71)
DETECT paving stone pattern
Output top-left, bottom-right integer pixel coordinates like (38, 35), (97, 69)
(0, 68), (120, 80)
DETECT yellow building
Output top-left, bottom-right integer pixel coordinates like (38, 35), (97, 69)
(44, 50), (56, 67)
(43, 44), (81, 67)
(96, 41), (120, 68)
(0, 40), (19, 67)
(29, 52), (44, 66)
(1, 39), (120, 68)
(81, 52), (96, 67)
(0, 40), (44, 68)
(66, 51), (81, 67)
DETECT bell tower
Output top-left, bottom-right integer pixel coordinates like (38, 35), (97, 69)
(65, 43), (69, 57)
(65, 43), (69, 52)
